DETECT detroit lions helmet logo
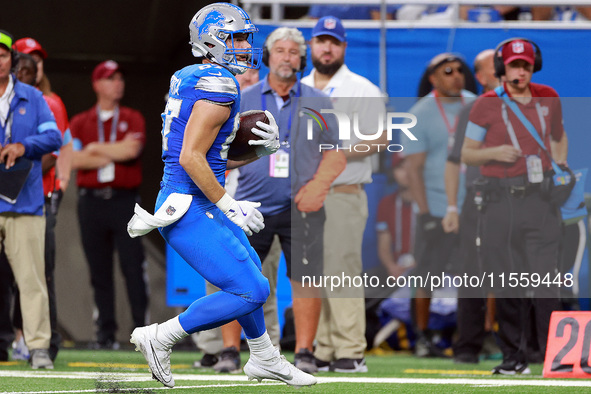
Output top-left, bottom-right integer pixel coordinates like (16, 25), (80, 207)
(198, 10), (226, 40)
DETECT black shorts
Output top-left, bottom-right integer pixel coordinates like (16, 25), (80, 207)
(247, 205), (325, 282)
(413, 216), (459, 292)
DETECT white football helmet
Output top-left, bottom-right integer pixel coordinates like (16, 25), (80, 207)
(189, 3), (262, 74)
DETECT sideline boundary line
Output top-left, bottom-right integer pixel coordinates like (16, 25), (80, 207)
(1, 370), (591, 390)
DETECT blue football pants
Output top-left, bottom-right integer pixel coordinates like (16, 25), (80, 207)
(158, 195), (270, 339)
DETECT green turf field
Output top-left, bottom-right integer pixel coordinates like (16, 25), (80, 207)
(1, 349), (589, 393)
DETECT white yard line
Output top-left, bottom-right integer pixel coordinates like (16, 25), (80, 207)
(2, 370), (591, 393)
(0, 382), (283, 394)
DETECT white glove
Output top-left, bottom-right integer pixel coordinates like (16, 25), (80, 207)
(215, 193), (264, 236)
(248, 110), (280, 157)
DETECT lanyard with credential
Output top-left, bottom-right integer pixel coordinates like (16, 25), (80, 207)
(96, 105), (120, 144)
(261, 80), (301, 147)
(496, 85), (558, 172)
(434, 90), (464, 139)
(2, 111), (14, 146)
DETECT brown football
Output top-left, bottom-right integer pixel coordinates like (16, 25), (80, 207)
(228, 110), (270, 161)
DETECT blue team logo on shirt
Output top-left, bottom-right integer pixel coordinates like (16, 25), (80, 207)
(198, 10), (226, 40)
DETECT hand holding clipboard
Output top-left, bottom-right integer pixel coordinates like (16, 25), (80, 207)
(1, 142), (26, 169)
(0, 142), (33, 204)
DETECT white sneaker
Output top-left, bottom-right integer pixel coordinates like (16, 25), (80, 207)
(130, 324), (174, 388)
(243, 348), (317, 387)
(29, 349), (53, 369)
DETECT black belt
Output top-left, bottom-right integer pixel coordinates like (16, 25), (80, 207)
(486, 175), (528, 187)
(484, 176), (541, 198)
(79, 187), (136, 200)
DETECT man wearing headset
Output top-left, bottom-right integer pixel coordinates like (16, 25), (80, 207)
(0, 30), (62, 369)
(462, 38), (568, 374)
(213, 27), (345, 375)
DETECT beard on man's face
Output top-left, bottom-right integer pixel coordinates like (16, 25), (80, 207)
(311, 56), (343, 76)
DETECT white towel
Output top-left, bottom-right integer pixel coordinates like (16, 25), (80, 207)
(127, 193), (192, 238)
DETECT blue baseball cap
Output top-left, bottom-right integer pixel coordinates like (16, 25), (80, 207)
(312, 16), (346, 42)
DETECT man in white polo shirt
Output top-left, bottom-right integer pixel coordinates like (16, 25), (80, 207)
(302, 16), (388, 373)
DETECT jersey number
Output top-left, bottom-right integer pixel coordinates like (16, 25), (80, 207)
(162, 97), (182, 151)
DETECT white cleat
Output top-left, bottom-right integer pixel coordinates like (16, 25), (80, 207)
(243, 348), (317, 387)
(130, 324), (174, 388)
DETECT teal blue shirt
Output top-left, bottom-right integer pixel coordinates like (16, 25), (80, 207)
(400, 90), (475, 217)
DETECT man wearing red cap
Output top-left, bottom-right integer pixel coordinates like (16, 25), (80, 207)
(462, 38), (568, 374)
(70, 60), (148, 349)
(14, 37), (71, 186)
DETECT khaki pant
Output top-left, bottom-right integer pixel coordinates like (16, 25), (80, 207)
(0, 213), (50, 350)
(196, 235), (282, 353)
(315, 191), (368, 361)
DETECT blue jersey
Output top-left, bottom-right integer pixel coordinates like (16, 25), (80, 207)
(160, 63), (240, 205)
(155, 65), (269, 340)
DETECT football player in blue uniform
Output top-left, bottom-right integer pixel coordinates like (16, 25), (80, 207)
(127, 3), (317, 388)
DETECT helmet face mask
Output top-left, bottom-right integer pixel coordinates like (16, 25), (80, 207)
(189, 3), (262, 74)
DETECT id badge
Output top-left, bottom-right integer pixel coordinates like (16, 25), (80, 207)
(269, 149), (289, 178)
(98, 163), (115, 183)
(447, 135), (455, 152)
(526, 155), (543, 184)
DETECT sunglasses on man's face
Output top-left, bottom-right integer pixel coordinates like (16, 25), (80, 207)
(443, 66), (463, 75)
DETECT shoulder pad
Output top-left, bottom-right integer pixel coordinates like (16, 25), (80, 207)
(195, 73), (238, 95)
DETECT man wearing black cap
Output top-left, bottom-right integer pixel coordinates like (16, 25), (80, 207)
(400, 52), (475, 358)
(71, 60), (148, 349)
(0, 29), (62, 368)
(462, 38), (568, 374)
(302, 16), (387, 373)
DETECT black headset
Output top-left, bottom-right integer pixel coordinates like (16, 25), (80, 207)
(262, 34), (307, 72)
(493, 37), (542, 77)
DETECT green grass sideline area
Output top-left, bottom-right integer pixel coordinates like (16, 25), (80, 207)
(1, 350), (589, 393)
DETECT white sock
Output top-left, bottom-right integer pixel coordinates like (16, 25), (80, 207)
(246, 331), (276, 361)
(156, 316), (188, 348)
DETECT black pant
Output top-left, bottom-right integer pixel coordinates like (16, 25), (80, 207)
(0, 249), (14, 361)
(43, 203), (61, 360)
(77, 190), (148, 343)
(453, 189), (487, 356)
(247, 206), (325, 282)
(413, 216), (459, 293)
(494, 297), (559, 363)
(480, 187), (561, 362)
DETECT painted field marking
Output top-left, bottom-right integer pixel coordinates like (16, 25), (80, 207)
(0, 382), (282, 394)
(404, 368), (493, 376)
(67, 362), (192, 369)
(3, 370), (591, 390)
